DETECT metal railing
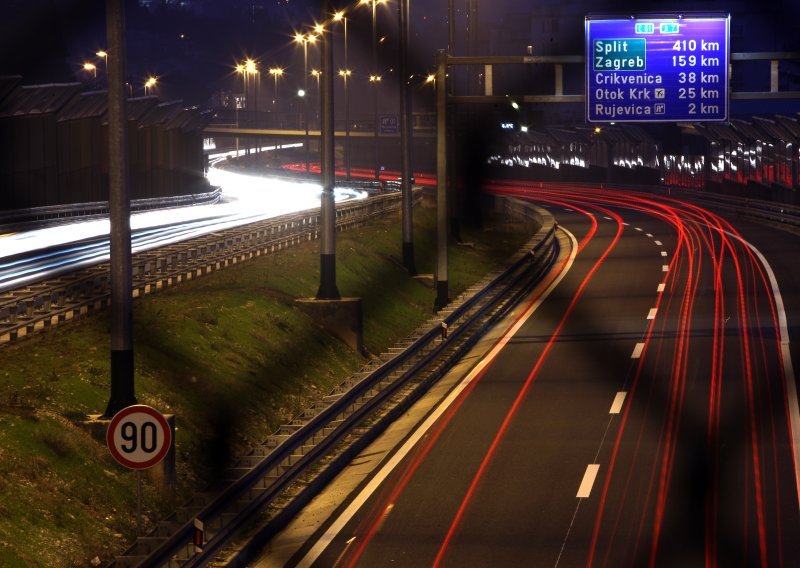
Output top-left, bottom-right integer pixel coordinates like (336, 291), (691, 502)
(111, 199), (558, 567)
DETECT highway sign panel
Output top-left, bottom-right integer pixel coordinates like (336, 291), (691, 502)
(380, 114), (399, 134)
(586, 14), (729, 122)
(106, 405), (172, 470)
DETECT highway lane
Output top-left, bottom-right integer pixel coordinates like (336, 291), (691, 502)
(0, 164), (366, 292)
(283, 184), (800, 567)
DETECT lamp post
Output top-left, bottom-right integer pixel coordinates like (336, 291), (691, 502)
(398, 0), (416, 274)
(96, 50), (108, 84)
(295, 33), (317, 172)
(269, 67), (283, 113)
(338, 69), (352, 180)
(83, 62), (97, 79)
(311, 69), (322, 130)
(360, 0), (385, 180)
(334, 10), (351, 180)
(144, 76), (157, 96)
(317, 0), (340, 300)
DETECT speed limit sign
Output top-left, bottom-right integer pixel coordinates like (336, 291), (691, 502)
(106, 405), (172, 470)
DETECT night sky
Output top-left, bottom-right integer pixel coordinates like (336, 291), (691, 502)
(1, 0), (798, 110)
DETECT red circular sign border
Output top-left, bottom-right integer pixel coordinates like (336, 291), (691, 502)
(106, 405), (172, 470)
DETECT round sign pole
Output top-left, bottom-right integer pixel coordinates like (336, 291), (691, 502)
(106, 405), (172, 536)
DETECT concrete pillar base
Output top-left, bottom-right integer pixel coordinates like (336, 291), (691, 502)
(295, 297), (365, 355)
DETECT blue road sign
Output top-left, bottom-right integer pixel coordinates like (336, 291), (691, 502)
(380, 115), (399, 134)
(586, 14), (729, 122)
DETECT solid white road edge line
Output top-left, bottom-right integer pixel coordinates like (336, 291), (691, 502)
(726, 229), (800, 511)
(296, 228), (581, 567)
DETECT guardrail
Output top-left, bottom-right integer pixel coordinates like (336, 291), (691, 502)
(0, 191), (417, 346)
(117, 198), (558, 567)
(0, 187), (222, 229)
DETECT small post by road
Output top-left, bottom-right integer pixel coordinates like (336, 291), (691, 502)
(435, 49), (449, 310)
(317, 0), (341, 300)
(398, 0), (416, 275)
(104, 0), (136, 417)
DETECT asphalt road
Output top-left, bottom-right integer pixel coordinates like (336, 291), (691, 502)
(280, 184), (800, 567)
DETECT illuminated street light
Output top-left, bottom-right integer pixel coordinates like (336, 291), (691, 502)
(295, 32), (318, 172)
(425, 73), (436, 84)
(144, 76), (157, 95)
(269, 67), (284, 111)
(83, 62), (97, 78)
(359, 0), (389, 180)
(333, 11), (351, 179)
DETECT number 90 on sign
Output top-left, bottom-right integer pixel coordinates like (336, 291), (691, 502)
(107, 405), (172, 470)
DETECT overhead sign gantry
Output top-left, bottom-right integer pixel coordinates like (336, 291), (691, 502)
(586, 14), (730, 122)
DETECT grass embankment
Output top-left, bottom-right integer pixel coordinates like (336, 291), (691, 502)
(0, 204), (537, 566)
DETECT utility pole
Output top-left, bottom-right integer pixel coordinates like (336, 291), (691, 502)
(104, 0), (136, 417)
(435, 49), (449, 310)
(398, 0), (416, 275)
(317, 0), (341, 300)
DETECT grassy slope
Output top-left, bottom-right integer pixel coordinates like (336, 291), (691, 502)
(0, 205), (535, 566)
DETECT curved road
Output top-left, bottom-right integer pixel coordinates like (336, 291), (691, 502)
(266, 183), (800, 567)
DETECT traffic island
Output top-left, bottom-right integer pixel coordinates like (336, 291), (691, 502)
(294, 297), (365, 356)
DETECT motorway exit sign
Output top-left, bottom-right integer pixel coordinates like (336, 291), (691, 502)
(586, 14), (730, 123)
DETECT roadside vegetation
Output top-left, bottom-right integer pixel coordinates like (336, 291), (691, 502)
(0, 203), (537, 566)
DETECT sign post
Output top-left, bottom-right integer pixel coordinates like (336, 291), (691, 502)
(586, 14), (730, 122)
(106, 405), (173, 535)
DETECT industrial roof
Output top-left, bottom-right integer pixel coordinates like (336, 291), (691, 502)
(0, 83), (82, 118)
(57, 91), (108, 122)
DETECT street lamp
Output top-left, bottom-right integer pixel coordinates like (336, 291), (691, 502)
(295, 32), (318, 172)
(144, 76), (157, 95)
(338, 69), (352, 180)
(269, 67), (284, 112)
(96, 50), (108, 82)
(359, 0), (387, 180)
(333, 10), (351, 179)
(83, 62), (97, 78)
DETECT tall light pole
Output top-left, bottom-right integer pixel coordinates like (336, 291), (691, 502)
(295, 33), (316, 172)
(334, 11), (351, 180)
(338, 69), (352, 179)
(83, 62), (97, 79)
(144, 76), (156, 96)
(398, 0), (415, 274)
(311, 69), (321, 124)
(96, 50), (108, 84)
(317, 0), (340, 300)
(104, 0), (136, 416)
(269, 67), (283, 112)
(360, 0), (384, 180)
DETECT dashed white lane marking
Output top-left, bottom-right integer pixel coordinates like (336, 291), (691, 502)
(609, 392), (627, 414)
(647, 308), (658, 320)
(623, 222), (630, 226)
(655, 240), (662, 246)
(635, 227), (643, 232)
(657, 283), (666, 293)
(631, 342), (645, 359)
(646, 233), (653, 238)
(662, 265), (669, 272)
(661, 251), (668, 257)
(603, 216), (612, 221)
(577, 464), (601, 498)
